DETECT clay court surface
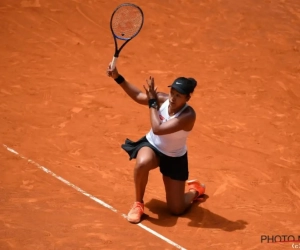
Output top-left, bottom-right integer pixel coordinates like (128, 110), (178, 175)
(1, 0), (300, 249)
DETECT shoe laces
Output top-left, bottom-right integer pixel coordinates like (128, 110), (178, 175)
(130, 202), (144, 214)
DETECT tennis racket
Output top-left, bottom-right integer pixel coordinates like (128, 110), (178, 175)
(110, 3), (144, 70)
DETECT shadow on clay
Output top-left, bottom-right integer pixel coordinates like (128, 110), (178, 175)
(143, 196), (248, 231)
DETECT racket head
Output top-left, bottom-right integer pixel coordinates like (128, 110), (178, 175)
(110, 3), (144, 41)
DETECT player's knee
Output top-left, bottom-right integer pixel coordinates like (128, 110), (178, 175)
(169, 206), (185, 216)
(135, 156), (155, 172)
(168, 204), (185, 216)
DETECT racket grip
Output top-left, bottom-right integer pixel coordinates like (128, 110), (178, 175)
(110, 56), (118, 70)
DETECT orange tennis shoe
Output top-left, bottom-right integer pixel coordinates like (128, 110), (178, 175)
(127, 201), (144, 223)
(187, 179), (206, 202)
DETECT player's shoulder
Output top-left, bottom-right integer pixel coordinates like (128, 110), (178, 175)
(182, 105), (196, 118)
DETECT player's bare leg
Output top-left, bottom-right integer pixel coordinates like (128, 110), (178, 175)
(127, 147), (158, 223)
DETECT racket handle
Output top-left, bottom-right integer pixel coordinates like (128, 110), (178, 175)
(110, 56), (118, 70)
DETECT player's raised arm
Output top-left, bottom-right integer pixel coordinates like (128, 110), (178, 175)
(106, 65), (147, 105)
(107, 65), (168, 106)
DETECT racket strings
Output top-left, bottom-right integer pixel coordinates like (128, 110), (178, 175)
(111, 6), (143, 39)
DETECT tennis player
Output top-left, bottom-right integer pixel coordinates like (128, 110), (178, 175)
(107, 65), (206, 223)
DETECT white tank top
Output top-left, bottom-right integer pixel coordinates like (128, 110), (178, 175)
(146, 99), (190, 157)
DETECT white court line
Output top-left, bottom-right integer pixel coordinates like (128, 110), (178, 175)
(3, 144), (187, 250)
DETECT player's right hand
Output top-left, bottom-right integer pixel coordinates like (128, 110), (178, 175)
(107, 64), (119, 79)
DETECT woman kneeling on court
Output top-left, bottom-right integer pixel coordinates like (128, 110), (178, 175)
(107, 65), (206, 224)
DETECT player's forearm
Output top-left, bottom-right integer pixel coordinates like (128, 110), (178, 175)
(149, 108), (162, 133)
(115, 74), (146, 105)
(120, 80), (143, 101)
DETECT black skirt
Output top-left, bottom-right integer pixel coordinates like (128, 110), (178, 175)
(121, 136), (160, 160)
(121, 136), (189, 181)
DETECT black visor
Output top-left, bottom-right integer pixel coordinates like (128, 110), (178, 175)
(168, 77), (194, 95)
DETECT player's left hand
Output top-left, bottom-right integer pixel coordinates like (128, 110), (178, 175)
(143, 76), (158, 100)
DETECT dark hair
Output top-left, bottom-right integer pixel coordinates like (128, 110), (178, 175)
(187, 78), (197, 94)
